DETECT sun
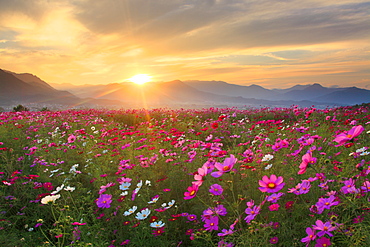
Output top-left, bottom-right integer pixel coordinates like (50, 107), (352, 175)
(128, 74), (152, 85)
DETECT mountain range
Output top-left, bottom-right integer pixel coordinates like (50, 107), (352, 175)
(1, 68), (369, 110)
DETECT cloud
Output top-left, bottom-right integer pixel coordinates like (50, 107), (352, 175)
(0, 0), (369, 88)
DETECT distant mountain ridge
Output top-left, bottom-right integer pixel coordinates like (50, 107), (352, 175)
(183, 80), (369, 105)
(0, 69), (122, 108)
(1, 68), (369, 109)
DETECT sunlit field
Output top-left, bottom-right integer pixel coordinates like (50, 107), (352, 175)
(1, 105), (369, 246)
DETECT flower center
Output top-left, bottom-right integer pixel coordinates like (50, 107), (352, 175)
(223, 166), (230, 171)
(267, 183), (276, 188)
(346, 134), (352, 138)
(190, 190), (195, 196)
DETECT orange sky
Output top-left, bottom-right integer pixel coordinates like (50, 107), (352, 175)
(0, 0), (369, 89)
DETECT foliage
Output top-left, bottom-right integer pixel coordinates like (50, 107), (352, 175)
(13, 104), (29, 112)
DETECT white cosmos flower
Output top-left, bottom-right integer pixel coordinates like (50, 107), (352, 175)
(167, 199), (175, 207)
(64, 186), (75, 192)
(265, 164), (273, 170)
(41, 194), (61, 204)
(136, 180), (143, 188)
(51, 184), (64, 195)
(135, 208), (151, 220)
(261, 154), (274, 162)
(148, 195), (159, 204)
(120, 191), (128, 196)
(150, 221), (165, 228)
(119, 182), (131, 191)
(123, 206), (137, 216)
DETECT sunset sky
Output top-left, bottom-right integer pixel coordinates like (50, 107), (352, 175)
(0, 0), (369, 89)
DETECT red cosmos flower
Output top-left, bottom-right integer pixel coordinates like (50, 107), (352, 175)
(43, 182), (54, 191)
(152, 227), (165, 236)
(258, 174), (285, 193)
(333, 125), (364, 145)
(285, 201), (294, 210)
(211, 122), (219, 129)
(149, 216), (158, 223)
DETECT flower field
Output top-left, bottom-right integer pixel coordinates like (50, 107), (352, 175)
(1, 105), (369, 246)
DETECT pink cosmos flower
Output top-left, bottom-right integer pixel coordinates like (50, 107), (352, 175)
(184, 184), (199, 200)
(333, 125), (364, 145)
(211, 154), (237, 178)
(268, 204), (280, 211)
(193, 166), (208, 186)
(259, 174), (285, 193)
(298, 152), (317, 175)
(67, 134), (76, 143)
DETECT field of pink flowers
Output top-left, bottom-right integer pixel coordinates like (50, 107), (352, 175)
(1, 105), (369, 246)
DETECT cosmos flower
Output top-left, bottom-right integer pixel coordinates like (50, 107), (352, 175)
(340, 178), (359, 194)
(312, 220), (336, 237)
(204, 216), (219, 231)
(301, 227), (316, 246)
(123, 206), (137, 216)
(315, 237), (331, 247)
(184, 184), (199, 200)
(135, 208), (151, 220)
(244, 205), (261, 223)
(209, 184), (223, 196)
(298, 152), (317, 174)
(211, 154), (237, 178)
(266, 192), (284, 203)
(96, 194), (112, 208)
(315, 195), (339, 214)
(333, 125), (364, 145)
(259, 174), (285, 193)
(150, 221), (165, 228)
(67, 134), (76, 143)
(41, 194), (61, 204)
(119, 182), (131, 191)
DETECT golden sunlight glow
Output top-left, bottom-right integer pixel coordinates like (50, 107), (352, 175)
(128, 74), (152, 85)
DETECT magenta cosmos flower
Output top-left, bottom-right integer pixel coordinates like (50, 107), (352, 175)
(209, 184), (223, 195)
(333, 125), (364, 145)
(259, 174), (285, 193)
(315, 237), (331, 247)
(96, 194), (112, 208)
(184, 184), (199, 200)
(211, 154), (237, 178)
(312, 220), (336, 237)
(298, 152), (317, 174)
(301, 227), (316, 246)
